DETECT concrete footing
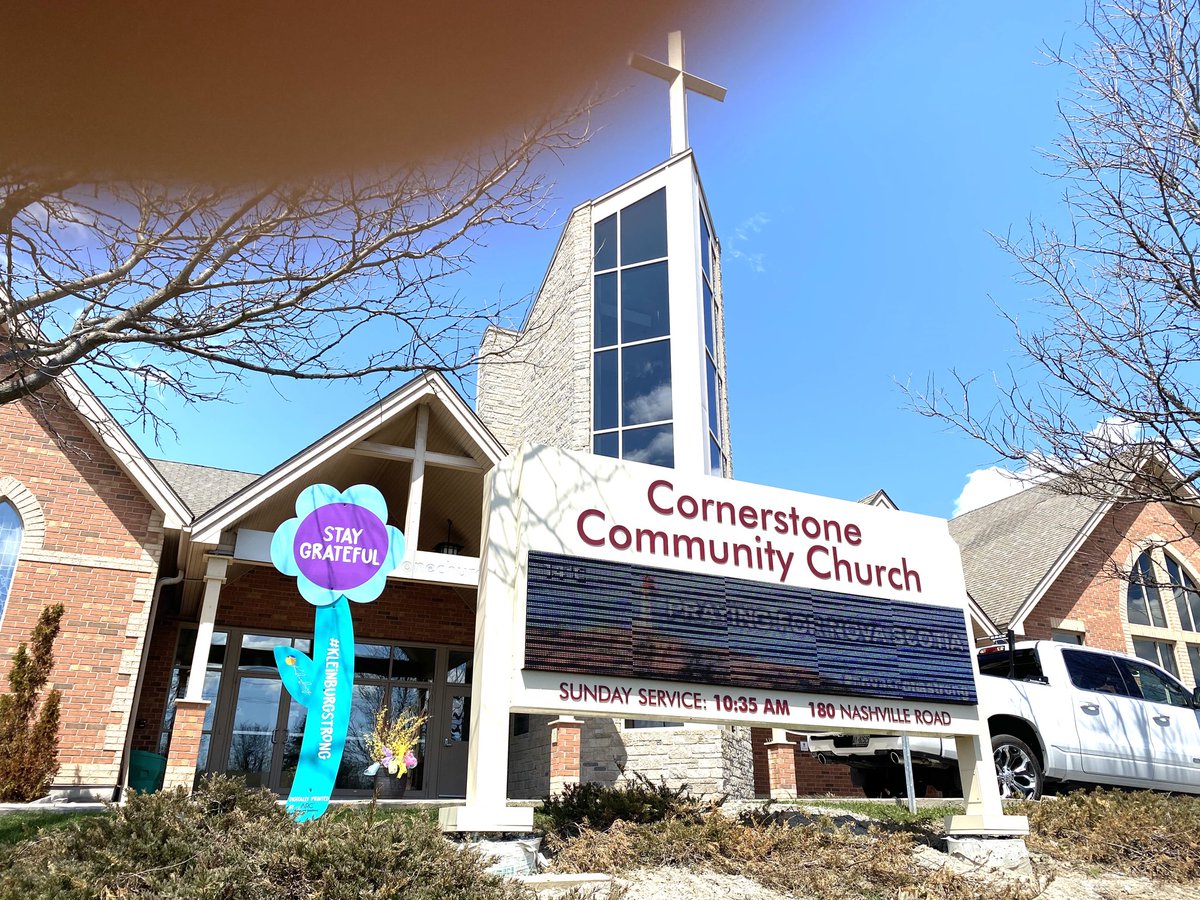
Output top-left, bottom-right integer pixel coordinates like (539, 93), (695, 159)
(943, 837), (1033, 878)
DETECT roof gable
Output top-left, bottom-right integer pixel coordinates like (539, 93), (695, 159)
(46, 370), (192, 529)
(190, 371), (504, 545)
(949, 480), (1108, 630)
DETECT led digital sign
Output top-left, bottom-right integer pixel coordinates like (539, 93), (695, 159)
(525, 550), (977, 705)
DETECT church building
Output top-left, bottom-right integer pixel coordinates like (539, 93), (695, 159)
(5, 32), (1197, 808)
(0, 33), (761, 802)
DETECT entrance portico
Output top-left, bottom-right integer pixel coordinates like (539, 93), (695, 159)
(145, 373), (503, 799)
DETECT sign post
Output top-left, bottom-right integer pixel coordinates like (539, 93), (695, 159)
(440, 445), (1026, 838)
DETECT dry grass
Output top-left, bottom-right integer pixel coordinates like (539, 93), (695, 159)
(550, 812), (1033, 900)
(1016, 789), (1200, 882)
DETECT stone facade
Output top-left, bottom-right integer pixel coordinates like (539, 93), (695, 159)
(477, 205), (592, 455)
(0, 391), (166, 799)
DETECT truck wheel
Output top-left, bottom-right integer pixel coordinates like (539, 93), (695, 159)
(991, 734), (1043, 800)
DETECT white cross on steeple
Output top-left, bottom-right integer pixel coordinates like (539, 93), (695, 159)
(629, 31), (727, 157)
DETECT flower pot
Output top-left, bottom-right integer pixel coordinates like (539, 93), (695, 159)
(373, 771), (408, 800)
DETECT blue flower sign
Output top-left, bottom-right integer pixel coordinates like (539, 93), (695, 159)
(270, 484), (404, 820)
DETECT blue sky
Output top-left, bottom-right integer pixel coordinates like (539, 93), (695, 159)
(136, 2), (1090, 520)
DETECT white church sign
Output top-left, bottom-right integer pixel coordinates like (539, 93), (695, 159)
(440, 444), (1026, 836)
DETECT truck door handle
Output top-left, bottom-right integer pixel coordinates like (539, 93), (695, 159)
(1080, 702), (1100, 714)
(1153, 714), (1171, 726)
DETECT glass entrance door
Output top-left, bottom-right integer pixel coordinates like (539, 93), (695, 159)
(225, 675), (285, 788)
(215, 633), (311, 793)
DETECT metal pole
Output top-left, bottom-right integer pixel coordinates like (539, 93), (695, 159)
(901, 734), (917, 814)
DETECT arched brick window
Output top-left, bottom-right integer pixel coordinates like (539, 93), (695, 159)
(0, 500), (21, 625)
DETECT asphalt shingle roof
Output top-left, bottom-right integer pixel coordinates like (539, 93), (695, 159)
(948, 481), (1105, 629)
(151, 458), (260, 517)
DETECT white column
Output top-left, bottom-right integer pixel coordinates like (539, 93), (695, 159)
(184, 556), (228, 701)
(403, 403), (429, 560)
(665, 160), (706, 476)
(440, 454), (533, 832)
(944, 732), (1029, 837)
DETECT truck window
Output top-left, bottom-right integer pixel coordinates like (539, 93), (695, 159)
(1062, 649), (1135, 697)
(978, 648), (1043, 681)
(1114, 657), (1194, 708)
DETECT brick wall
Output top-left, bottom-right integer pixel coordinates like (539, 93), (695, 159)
(1023, 501), (1200, 653)
(0, 391), (165, 797)
(749, 727), (857, 797)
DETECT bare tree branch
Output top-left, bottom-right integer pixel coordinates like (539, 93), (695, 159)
(0, 104), (593, 431)
(908, 1), (1200, 510)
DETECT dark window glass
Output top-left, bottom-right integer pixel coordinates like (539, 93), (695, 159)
(174, 629), (228, 666)
(709, 436), (722, 477)
(703, 280), (714, 353)
(622, 340), (672, 425)
(1063, 649), (1134, 696)
(1188, 644), (1200, 685)
(1051, 631), (1085, 645)
(621, 261), (670, 342)
(700, 211), (711, 281)
(391, 646), (436, 681)
(622, 424), (674, 468)
(0, 501), (21, 622)
(1166, 556), (1200, 632)
(450, 695), (471, 742)
(1132, 638), (1180, 679)
(977, 648), (1044, 681)
(593, 349), (619, 431)
(620, 188), (667, 265)
(238, 634), (297, 672)
(447, 650), (473, 684)
(594, 273), (618, 348)
(354, 643), (392, 680)
(513, 713), (530, 736)
(706, 356), (719, 436)
(594, 431), (619, 458)
(1127, 552), (1167, 627)
(594, 213), (617, 270)
(1118, 655), (1190, 706)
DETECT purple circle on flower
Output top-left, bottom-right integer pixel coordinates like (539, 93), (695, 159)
(293, 503), (390, 591)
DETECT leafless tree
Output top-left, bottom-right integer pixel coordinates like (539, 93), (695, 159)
(913, 0), (1200, 511)
(0, 109), (588, 432)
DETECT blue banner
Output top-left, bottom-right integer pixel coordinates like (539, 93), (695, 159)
(273, 596), (355, 821)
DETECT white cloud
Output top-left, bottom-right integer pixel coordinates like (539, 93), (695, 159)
(953, 467), (1030, 516)
(952, 418), (1143, 516)
(728, 212), (769, 273)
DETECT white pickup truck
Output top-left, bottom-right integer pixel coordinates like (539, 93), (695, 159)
(808, 641), (1200, 799)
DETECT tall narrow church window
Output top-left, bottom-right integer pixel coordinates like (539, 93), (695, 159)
(0, 501), (21, 624)
(1166, 555), (1200, 632)
(592, 188), (673, 468)
(1127, 551), (1168, 628)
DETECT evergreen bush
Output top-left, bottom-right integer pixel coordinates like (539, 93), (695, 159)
(0, 777), (531, 899)
(0, 603), (64, 802)
(537, 773), (705, 840)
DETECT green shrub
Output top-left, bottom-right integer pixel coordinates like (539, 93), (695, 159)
(0, 776), (530, 899)
(537, 774), (705, 841)
(0, 603), (64, 802)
